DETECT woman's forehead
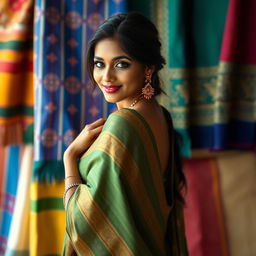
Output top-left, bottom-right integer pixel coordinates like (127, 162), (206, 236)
(94, 38), (127, 57)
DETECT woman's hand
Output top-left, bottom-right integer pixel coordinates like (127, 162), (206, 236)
(64, 118), (106, 161)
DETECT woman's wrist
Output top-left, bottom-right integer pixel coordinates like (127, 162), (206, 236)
(63, 148), (81, 178)
(63, 146), (80, 162)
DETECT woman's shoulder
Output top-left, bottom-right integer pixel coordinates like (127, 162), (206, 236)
(104, 108), (143, 128)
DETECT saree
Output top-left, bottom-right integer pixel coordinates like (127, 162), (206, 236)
(63, 108), (188, 255)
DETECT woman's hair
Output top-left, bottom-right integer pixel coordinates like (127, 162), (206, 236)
(86, 12), (166, 95)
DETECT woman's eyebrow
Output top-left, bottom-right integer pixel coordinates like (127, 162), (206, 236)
(94, 55), (132, 61)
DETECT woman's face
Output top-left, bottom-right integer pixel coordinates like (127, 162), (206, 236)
(93, 37), (147, 109)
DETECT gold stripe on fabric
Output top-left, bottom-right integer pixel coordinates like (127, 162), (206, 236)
(83, 131), (165, 252)
(219, 62), (256, 73)
(30, 210), (65, 255)
(0, 116), (33, 125)
(67, 193), (94, 256)
(155, 0), (169, 107)
(76, 185), (134, 256)
(0, 50), (33, 62)
(64, 237), (77, 256)
(115, 110), (170, 219)
(164, 62), (256, 126)
(210, 160), (230, 256)
(166, 66), (218, 79)
(30, 182), (64, 200)
(0, 73), (34, 106)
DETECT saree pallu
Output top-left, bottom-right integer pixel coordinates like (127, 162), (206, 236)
(63, 108), (188, 256)
(0, 0), (34, 145)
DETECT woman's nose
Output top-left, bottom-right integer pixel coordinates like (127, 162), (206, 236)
(102, 67), (114, 82)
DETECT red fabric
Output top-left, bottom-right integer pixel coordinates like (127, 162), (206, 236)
(183, 158), (230, 256)
(220, 0), (256, 64)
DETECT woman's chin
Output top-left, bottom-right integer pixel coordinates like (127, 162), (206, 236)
(103, 97), (118, 104)
(103, 94), (120, 104)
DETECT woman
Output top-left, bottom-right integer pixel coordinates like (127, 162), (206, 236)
(62, 12), (188, 256)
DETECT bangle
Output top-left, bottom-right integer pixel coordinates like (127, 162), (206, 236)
(63, 183), (81, 208)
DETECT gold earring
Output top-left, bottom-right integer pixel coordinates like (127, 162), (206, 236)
(142, 73), (154, 100)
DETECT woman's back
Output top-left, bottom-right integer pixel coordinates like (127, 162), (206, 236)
(133, 100), (170, 173)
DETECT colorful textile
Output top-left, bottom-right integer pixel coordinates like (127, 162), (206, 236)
(183, 158), (230, 256)
(160, 0), (229, 155)
(0, 0), (34, 145)
(34, 0), (126, 182)
(30, 181), (65, 256)
(5, 145), (33, 256)
(214, 0), (256, 150)
(63, 108), (188, 256)
(0, 146), (22, 255)
(217, 152), (256, 256)
(156, 0), (256, 155)
(31, 1), (127, 255)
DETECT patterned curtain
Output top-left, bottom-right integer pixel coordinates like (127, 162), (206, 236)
(34, 0), (126, 182)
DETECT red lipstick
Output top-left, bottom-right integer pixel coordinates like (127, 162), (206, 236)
(103, 85), (121, 93)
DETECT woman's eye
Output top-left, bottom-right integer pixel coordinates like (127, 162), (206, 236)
(94, 61), (104, 68)
(115, 61), (130, 68)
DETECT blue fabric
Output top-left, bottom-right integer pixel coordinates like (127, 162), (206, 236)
(0, 146), (20, 255)
(191, 121), (256, 150)
(34, 0), (126, 181)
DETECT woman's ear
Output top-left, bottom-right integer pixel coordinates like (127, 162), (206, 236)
(144, 66), (155, 77)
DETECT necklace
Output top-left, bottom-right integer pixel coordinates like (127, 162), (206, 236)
(129, 95), (143, 108)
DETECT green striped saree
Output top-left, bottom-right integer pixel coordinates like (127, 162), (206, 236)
(63, 108), (188, 256)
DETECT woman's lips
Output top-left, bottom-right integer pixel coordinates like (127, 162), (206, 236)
(103, 85), (121, 93)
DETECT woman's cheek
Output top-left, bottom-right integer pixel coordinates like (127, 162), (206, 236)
(93, 71), (100, 84)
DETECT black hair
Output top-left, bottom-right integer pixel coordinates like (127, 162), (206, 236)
(86, 12), (166, 95)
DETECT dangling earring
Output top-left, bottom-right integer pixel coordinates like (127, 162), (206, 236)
(142, 73), (154, 100)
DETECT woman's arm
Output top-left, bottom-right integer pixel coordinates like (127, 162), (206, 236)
(63, 118), (106, 208)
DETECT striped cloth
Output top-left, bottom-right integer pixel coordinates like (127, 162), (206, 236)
(0, 146), (22, 255)
(155, 0), (230, 156)
(30, 181), (65, 256)
(63, 108), (188, 255)
(0, 0), (34, 145)
(215, 0), (256, 151)
(183, 158), (230, 256)
(5, 145), (33, 256)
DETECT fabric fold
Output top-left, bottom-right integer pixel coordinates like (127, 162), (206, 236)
(63, 108), (188, 256)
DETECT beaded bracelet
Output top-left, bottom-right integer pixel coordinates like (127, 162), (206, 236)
(63, 183), (81, 208)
